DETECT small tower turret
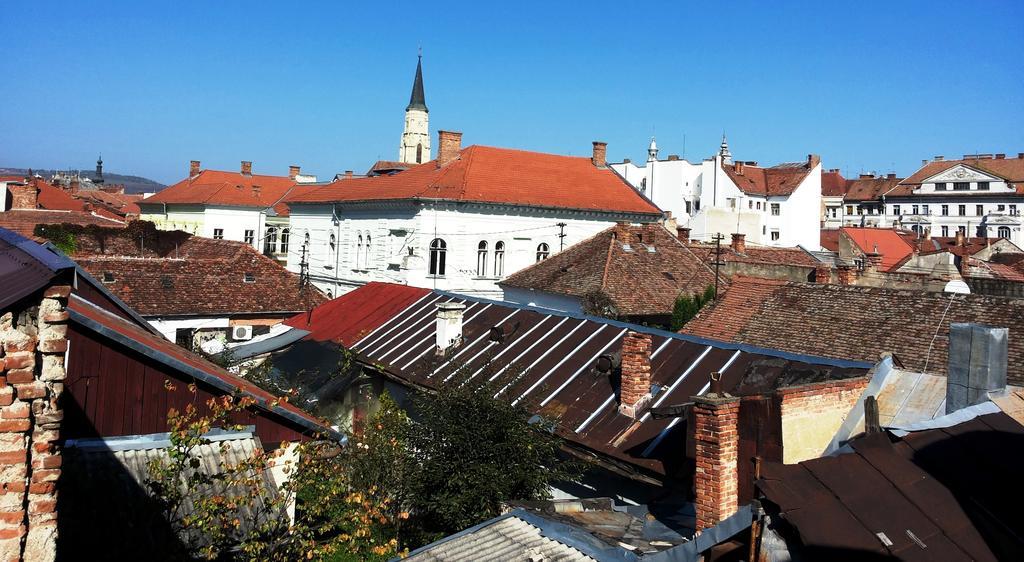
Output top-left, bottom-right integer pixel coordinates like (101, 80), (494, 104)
(95, 155), (105, 185)
(399, 53), (431, 164)
(647, 137), (659, 161)
(719, 134), (732, 165)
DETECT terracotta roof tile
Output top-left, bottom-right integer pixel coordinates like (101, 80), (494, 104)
(682, 276), (1024, 385)
(902, 156), (1024, 185)
(820, 229), (841, 252)
(844, 176), (902, 201)
(288, 145), (662, 216)
(821, 170), (848, 197)
(0, 211), (126, 238)
(841, 227), (915, 271)
(141, 169), (298, 208)
(721, 161), (814, 197)
(500, 224), (722, 317)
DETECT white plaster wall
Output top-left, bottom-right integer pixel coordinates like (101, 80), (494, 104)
(776, 164), (823, 249)
(140, 204), (269, 251)
(611, 159), (701, 223)
(149, 317), (230, 342)
(399, 108), (430, 164)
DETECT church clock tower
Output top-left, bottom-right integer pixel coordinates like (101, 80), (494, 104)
(399, 54), (430, 164)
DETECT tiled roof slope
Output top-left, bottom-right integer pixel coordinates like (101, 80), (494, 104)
(0, 211), (125, 238)
(902, 155), (1024, 185)
(74, 238), (321, 317)
(841, 227), (914, 270)
(844, 175), (902, 201)
(682, 276), (1024, 385)
(689, 242), (821, 268)
(820, 229), (841, 252)
(721, 161), (814, 197)
(500, 224), (721, 316)
(141, 169), (298, 208)
(288, 145), (662, 216)
(821, 170), (847, 197)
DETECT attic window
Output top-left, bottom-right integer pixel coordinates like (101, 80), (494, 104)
(101, 271), (115, 283)
(243, 272), (256, 283)
(662, 271), (676, 281)
(160, 275), (173, 289)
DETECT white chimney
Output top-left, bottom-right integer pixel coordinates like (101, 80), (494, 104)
(435, 302), (467, 353)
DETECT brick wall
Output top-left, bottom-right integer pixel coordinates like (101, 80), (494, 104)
(618, 331), (652, 418)
(778, 377), (869, 463)
(692, 394), (740, 531)
(0, 285), (70, 562)
(7, 186), (37, 211)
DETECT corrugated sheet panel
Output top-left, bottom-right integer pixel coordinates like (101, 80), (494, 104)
(406, 516), (596, 562)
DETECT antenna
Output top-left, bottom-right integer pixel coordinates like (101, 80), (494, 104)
(682, 133), (686, 160)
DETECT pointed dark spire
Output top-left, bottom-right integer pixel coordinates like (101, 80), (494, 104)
(406, 54), (427, 112)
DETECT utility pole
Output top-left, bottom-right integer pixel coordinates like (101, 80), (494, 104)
(556, 222), (567, 251)
(710, 233), (725, 300)
(299, 243), (309, 289)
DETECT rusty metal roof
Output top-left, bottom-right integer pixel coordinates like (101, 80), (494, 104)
(0, 227), (75, 309)
(334, 284), (871, 479)
(759, 412), (1024, 561)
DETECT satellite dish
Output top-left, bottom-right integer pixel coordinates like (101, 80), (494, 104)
(944, 280), (971, 294)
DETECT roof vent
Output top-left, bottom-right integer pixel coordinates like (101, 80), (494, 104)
(102, 272), (115, 283)
(436, 301), (467, 354)
(595, 351), (621, 374)
(243, 272), (256, 283)
(160, 275), (173, 289)
(489, 323), (518, 344)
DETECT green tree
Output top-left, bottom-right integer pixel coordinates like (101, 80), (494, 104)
(670, 284), (718, 330)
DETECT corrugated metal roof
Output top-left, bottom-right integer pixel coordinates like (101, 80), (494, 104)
(405, 515), (598, 562)
(759, 413), (1024, 561)
(0, 227), (75, 309)
(284, 282), (430, 345)
(333, 284), (871, 478)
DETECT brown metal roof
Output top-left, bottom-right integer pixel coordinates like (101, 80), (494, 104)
(336, 284), (871, 479)
(758, 412), (1024, 561)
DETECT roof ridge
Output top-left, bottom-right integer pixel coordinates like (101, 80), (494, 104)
(600, 230), (616, 291)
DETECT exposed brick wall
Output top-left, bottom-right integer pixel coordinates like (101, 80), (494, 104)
(0, 285), (70, 562)
(692, 394), (740, 531)
(617, 331), (651, 418)
(778, 377), (869, 463)
(7, 186), (38, 211)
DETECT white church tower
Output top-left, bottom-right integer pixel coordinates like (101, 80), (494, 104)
(399, 55), (430, 164)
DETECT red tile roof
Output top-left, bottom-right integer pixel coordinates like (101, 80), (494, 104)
(844, 176), (902, 201)
(721, 161), (815, 197)
(0, 210), (126, 238)
(73, 190), (142, 218)
(34, 179), (87, 211)
(284, 282), (430, 345)
(367, 160), (413, 175)
(287, 145), (662, 216)
(69, 232), (323, 317)
(820, 229), (841, 252)
(682, 276), (1024, 385)
(141, 169), (299, 208)
(500, 224), (722, 318)
(841, 227), (915, 271)
(902, 155), (1024, 185)
(821, 170), (847, 197)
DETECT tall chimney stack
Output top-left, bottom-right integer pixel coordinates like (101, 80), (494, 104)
(241, 161), (253, 176)
(592, 141), (608, 168)
(190, 160), (201, 177)
(730, 233), (746, 254)
(8, 184), (38, 210)
(676, 226), (691, 242)
(289, 165), (300, 179)
(437, 130), (463, 168)
(807, 154), (821, 168)
(955, 229), (966, 247)
(691, 375), (740, 531)
(435, 302), (467, 354)
(618, 331), (652, 418)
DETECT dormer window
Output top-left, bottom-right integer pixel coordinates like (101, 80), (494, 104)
(102, 272), (115, 283)
(243, 272), (256, 283)
(160, 275), (173, 289)
(935, 182), (947, 191)
(953, 182), (969, 191)
(978, 182), (990, 190)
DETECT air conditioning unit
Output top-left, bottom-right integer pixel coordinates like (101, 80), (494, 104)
(231, 325), (254, 341)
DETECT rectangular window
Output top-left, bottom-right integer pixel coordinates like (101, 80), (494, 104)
(1011, 204), (1018, 216)
(893, 205), (901, 216)
(244, 230), (255, 244)
(770, 231), (780, 241)
(998, 204), (1006, 211)
(912, 205), (919, 215)
(935, 182), (947, 190)
(846, 205), (853, 215)
(941, 226), (949, 237)
(757, 202), (762, 210)
(213, 228), (224, 240)
(694, 200), (700, 211)
(941, 204), (949, 216)
(770, 203), (780, 216)
(685, 201), (692, 214)
(958, 225), (967, 235)
(958, 204), (966, 216)
(978, 181), (990, 190)
(953, 182), (969, 191)
(922, 204), (930, 215)
(748, 200), (753, 209)
(976, 204), (984, 216)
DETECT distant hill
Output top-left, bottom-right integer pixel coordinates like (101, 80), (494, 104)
(0, 167), (165, 195)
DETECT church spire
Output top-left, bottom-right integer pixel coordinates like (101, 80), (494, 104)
(95, 154), (105, 184)
(406, 54), (427, 112)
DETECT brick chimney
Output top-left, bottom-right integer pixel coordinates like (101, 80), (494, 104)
(618, 331), (652, 418)
(9, 184), (38, 210)
(190, 160), (201, 177)
(730, 233), (746, 254)
(814, 264), (832, 284)
(241, 161), (253, 176)
(692, 377), (740, 531)
(837, 265), (855, 285)
(734, 161), (744, 174)
(864, 252), (883, 271)
(935, 155), (944, 161)
(676, 226), (691, 242)
(614, 222), (633, 245)
(592, 141), (607, 168)
(955, 229), (966, 247)
(437, 130), (462, 168)
(959, 255), (972, 277)
(435, 302), (466, 354)
(807, 154), (821, 168)
(344, 170), (354, 179)
(289, 165), (300, 179)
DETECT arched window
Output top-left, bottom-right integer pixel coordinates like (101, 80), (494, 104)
(494, 241), (505, 277)
(476, 241), (488, 277)
(999, 226), (1011, 239)
(263, 227), (277, 255)
(355, 234), (363, 267)
(429, 238), (447, 276)
(416, 143), (423, 164)
(365, 234), (372, 267)
(280, 228), (290, 255)
(536, 242), (550, 262)
(329, 233), (337, 262)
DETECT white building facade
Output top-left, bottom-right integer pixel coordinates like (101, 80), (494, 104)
(613, 137), (823, 249)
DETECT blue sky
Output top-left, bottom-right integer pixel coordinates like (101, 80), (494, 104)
(2, 0), (1022, 184)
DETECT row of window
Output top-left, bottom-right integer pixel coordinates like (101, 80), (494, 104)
(935, 182), (989, 191)
(428, 239), (550, 277)
(893, 204), (1018, 217)
(726, 198), (782, 215)
(917, 225), (1013, 238)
